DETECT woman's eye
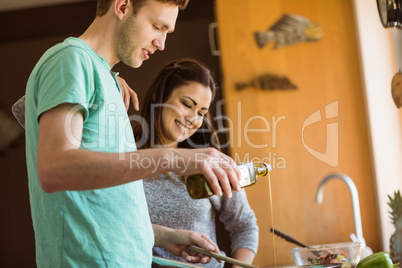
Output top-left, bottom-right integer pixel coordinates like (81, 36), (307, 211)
(182, 102), (191, 108)
(198, 112), (206, 118)
(153, 25), (160, 30)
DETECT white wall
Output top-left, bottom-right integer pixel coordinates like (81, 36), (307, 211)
(352, 0), (402, 251)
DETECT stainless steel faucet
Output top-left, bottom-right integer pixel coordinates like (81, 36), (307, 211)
(315, 173), (365, 247)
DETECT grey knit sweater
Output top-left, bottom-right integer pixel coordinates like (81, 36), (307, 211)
(143, 173), (259, 268)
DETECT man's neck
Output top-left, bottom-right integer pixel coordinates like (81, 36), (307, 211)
(79, 15), (119, 67)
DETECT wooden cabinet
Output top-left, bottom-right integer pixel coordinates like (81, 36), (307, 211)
(215, 0), (380, 266)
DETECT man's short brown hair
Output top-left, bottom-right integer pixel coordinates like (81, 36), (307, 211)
(96, 0), (189, 17)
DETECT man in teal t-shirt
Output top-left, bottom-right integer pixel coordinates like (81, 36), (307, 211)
(26, 37), (155, 267)
(24, 0), (242, 267)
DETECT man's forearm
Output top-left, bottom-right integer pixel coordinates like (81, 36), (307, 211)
(38, 147), (175, 193)
(36, 103), (240, 196)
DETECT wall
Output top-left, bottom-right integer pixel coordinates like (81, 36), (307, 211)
(215, 0), (382, 266)
(352, 0), (402, 251)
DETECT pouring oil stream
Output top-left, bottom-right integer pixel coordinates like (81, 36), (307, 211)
(268, 174), (277, 266)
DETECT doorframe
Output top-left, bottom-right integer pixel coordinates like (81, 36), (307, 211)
(352, 0), (402, 251)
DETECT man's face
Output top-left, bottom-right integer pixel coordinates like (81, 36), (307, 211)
(114, 0), (179, 68)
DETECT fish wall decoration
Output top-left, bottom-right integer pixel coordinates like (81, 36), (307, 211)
(254, 13), (324, 49)
(235, 73), (297, 91)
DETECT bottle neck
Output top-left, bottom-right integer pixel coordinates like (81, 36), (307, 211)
(255, 163), (271, 178)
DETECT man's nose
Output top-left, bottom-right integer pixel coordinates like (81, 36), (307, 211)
(154, 34), (166, 51)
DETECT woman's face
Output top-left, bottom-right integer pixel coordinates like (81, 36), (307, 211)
(161, 81), (212, 147)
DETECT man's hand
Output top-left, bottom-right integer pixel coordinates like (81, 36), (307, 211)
(116, 76), (139, 111)
(153, 225), (222, 264)
(173, 147), (242, 198)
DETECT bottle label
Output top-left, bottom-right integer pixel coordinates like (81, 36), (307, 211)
(238, 162), (256, 187)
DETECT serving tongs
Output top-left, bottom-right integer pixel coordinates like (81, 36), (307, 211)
(270, 227), (308, 248)
(270, 228), (324, 258)
(188, 245), (260, 268)
(152, 256), (204, 267)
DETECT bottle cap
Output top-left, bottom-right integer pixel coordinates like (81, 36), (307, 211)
(262, 163), (272, 175)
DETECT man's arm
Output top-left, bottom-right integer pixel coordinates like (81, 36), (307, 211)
(12, 77), (136, 132)
(37, 103), (241, 196)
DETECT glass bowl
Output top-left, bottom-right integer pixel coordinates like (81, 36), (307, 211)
(291, 242), (362, 267)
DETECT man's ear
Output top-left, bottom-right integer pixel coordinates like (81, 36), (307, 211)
(114, 0), (130, 20)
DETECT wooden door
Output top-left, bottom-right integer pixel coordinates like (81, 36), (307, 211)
(215, 0), (380, 266)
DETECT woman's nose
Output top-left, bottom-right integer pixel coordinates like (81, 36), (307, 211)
(185, 113), (202, 127)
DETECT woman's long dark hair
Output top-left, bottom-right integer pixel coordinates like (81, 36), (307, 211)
(132, 58), (220, 150)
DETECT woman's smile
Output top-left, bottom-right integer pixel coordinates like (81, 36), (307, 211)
(175, 119), (189, 132)
(161, 81), (212, 146)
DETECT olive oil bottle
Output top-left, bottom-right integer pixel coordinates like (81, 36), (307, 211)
(185, 162), (272, 199)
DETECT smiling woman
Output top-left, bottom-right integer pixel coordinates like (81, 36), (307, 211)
(132, 58), (259, 268)
(161, 82), (212, 146)
(133, 58), (218, 149)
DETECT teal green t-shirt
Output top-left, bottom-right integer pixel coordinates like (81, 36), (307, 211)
(25, 37), (154, 267)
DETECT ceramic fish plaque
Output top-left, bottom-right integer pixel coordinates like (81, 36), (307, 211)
(254, 13), (324, 49)
(235, 73), (297, 91)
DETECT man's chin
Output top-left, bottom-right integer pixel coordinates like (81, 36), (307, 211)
(131, 62), (143, 69)
(124, 59), (143, 69)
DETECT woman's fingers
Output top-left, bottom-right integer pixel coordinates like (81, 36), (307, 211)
(129, 88), (139, 111)
(181, 250), (211, 263)
(182, 232), (221, 263)
(116, 76), (139, 111)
